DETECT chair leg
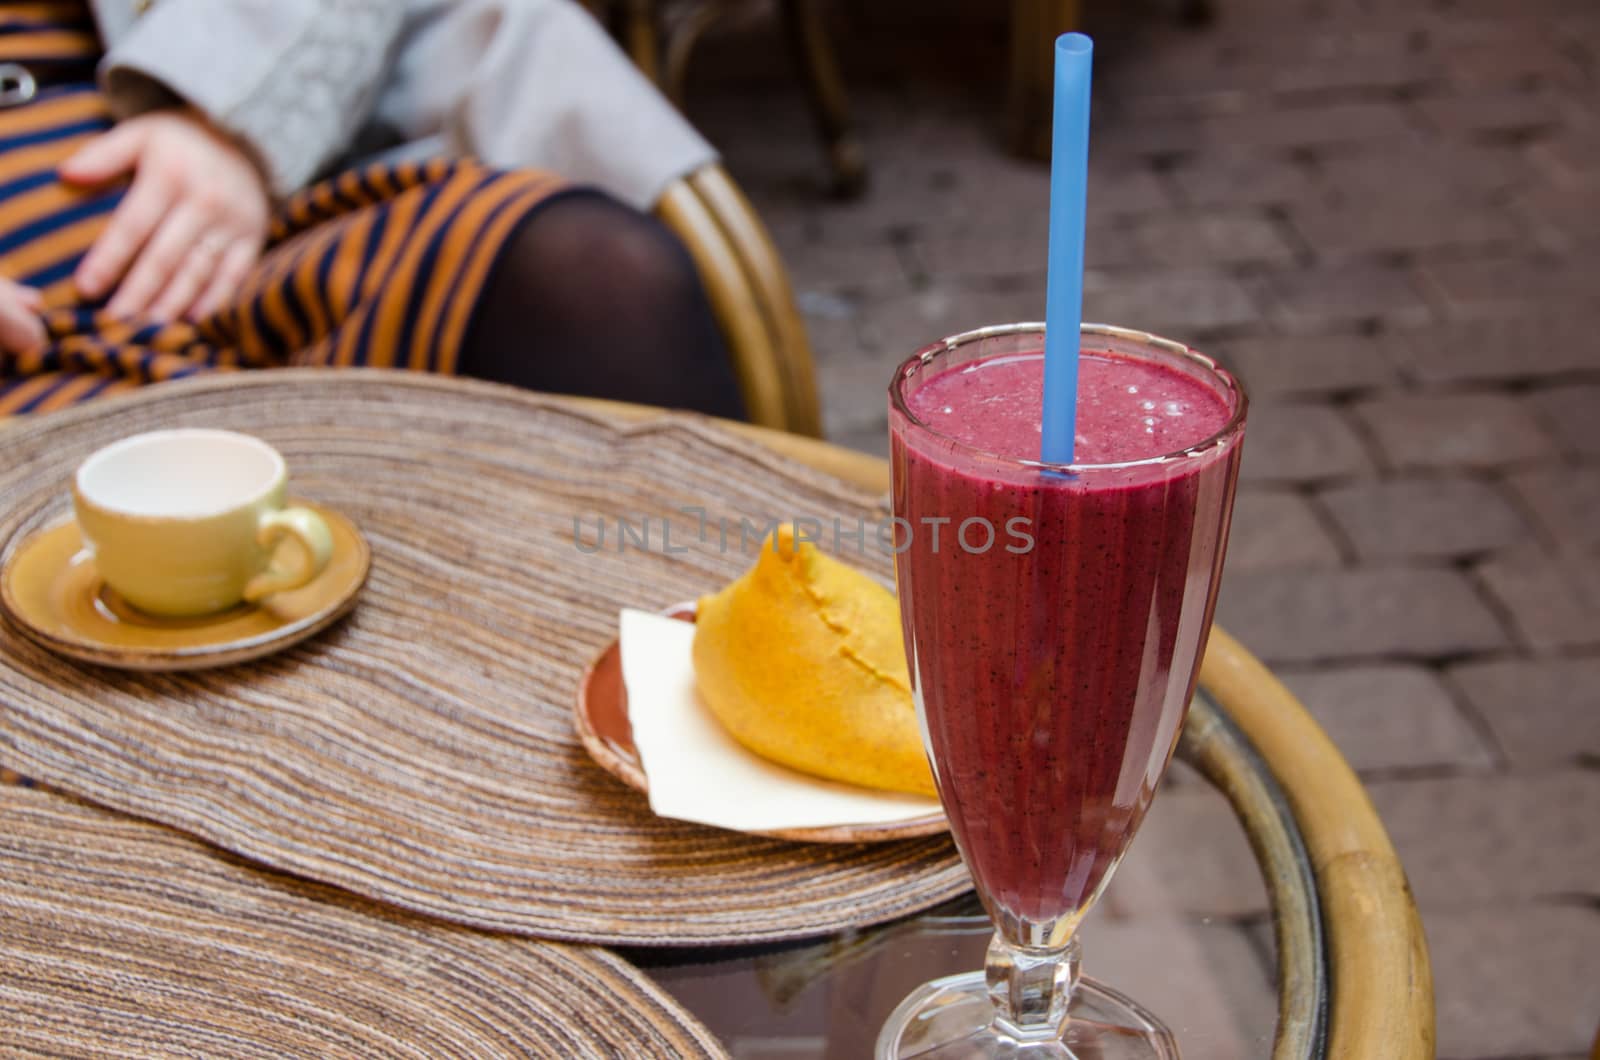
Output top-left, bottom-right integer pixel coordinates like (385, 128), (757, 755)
(622, 0), (662, 83)
(663, 0), (735, 107)
(1009, 0), (1081, 161)
(778, 0), (867, 199)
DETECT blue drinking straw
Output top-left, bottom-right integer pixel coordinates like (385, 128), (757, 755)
(1041, 32), (1093, 465)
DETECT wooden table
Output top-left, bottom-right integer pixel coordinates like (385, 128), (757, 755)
(0, 375), (1432, 1057)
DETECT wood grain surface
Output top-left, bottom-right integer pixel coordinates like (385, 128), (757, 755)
(0, 784), (727, 1058)
(0, 371), (966, 947)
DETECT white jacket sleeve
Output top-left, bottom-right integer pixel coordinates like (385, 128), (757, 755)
(100, 0), (406, 196)
(375, 0), (717, 211)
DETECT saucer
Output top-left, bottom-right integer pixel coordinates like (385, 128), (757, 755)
(0, 500), (369, 672)
(574, 603), (949, 844)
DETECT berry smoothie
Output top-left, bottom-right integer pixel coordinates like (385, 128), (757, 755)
(889, 338), (1244, 929)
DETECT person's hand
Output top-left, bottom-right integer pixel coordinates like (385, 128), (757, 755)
(0, 275), (46, 356)
(60, 108), (270, 323)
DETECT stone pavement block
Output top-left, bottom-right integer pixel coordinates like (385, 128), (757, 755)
(909, 217), (1152, 282)
(854, 285), (1047, 357)
(746, 138), (1060, 250)
(1285, 200), (1523, 260)
(1551, 7), (1600, 39)
(827, 420), (889, 461)
(1107, 81), (1255, 125)
(1475, 548), (1600, 652)
(1167, 153), (1317, 210)
(1091, 112), (1213, 159)
(757, 190), (912, 249)
(1531, 134), (1600, 187)
(1367, 771), (1600, 907)
(781, 239), (912, 298)
(1215, 567), (1509, 663)
(1382, 316), (1600, 385)
(1076, 917), (1277, 1060)
(1211, 332), (1399, 397)
(1318, 477), (1532, 559)
(1276, 664), (1493, 773)
(1201, 0), (1367, 15)
(796, 296), (863, 361)
(1526, 383), (1600, 459)
(1225, 490), (1344, 570)
(1199, 103), (1419, 150)
(1083, 221), (1154, 272)
(1519, 184), (1600, 254)
(1103, 785), (1270, 919)
(1354, 393), (1555, 471)
(853, 100), (1000, 168)
(906, 227), (1051, 285)
(1268, 50), (1442, 95)
(905, 166), (1051, 236)
(1256, 264), (1433, 332)
(1093, 34), (1258, 105)
(1415, 91), (1567, 137)
(1441, 35), (1591, 90)
(1429, 903), (1600, 1060)
(1281, 21), (1444, 61)
(1123, 212), (1298, 267)
(815, 347), (896, 435)
(1313, 143), (1531, 204)
(866, 147), (1051, 221)
(1087, 165), (1173, 218)
(1507, 464), (1600, 549)
(1083, 268), (1263, 334)
(1419, 256), (1594, 318)
(1236, 402), (1373, 484)
(1102, 99), (1420, 159)
(1425, 9), (1560, 47)
(1448, 657), (1600, 767)
(1452, 0), (1600, 18)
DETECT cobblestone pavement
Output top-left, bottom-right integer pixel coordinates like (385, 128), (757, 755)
(688, 0), (1599, 1056)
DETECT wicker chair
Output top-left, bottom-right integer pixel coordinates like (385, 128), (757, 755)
(655, 162), (823, 437)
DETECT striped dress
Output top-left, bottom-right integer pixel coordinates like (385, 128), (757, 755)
(0, 1), (567, 416)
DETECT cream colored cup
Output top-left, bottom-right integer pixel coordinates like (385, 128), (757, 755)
(72, 429), (334, 617)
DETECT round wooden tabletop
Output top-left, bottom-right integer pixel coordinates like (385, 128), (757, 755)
(1, 371), (1434, 1057)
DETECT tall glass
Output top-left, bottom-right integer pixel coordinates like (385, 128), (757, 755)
(880, 324), (1247, 1058)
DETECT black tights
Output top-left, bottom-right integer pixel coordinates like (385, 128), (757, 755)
(457, 190), (746, 420)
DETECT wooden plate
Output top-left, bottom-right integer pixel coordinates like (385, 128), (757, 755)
(574, 603), (949, 844)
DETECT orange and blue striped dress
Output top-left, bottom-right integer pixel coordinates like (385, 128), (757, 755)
(0, 1), (566, 415)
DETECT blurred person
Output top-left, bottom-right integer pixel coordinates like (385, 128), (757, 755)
(0, 0), (746, 418)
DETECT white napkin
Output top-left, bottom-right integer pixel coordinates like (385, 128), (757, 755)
(619, 608), (943, 833)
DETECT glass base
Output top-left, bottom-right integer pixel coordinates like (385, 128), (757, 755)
(876, 971), (1181, 1059)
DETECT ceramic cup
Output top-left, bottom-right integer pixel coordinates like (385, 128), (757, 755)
(72, 429), (334, 617)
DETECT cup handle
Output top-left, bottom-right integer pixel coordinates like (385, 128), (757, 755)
(244, 507), (334, 603)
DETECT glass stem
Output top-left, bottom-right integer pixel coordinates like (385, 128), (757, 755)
(985, 932), (1081, 1042)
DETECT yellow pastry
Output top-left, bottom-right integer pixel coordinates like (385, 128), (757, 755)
(692, 525), (936, 797)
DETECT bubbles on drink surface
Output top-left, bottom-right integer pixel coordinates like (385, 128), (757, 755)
(907, 350), (1229, 462)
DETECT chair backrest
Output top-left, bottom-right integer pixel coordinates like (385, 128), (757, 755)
(656, 164), (822, 436)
